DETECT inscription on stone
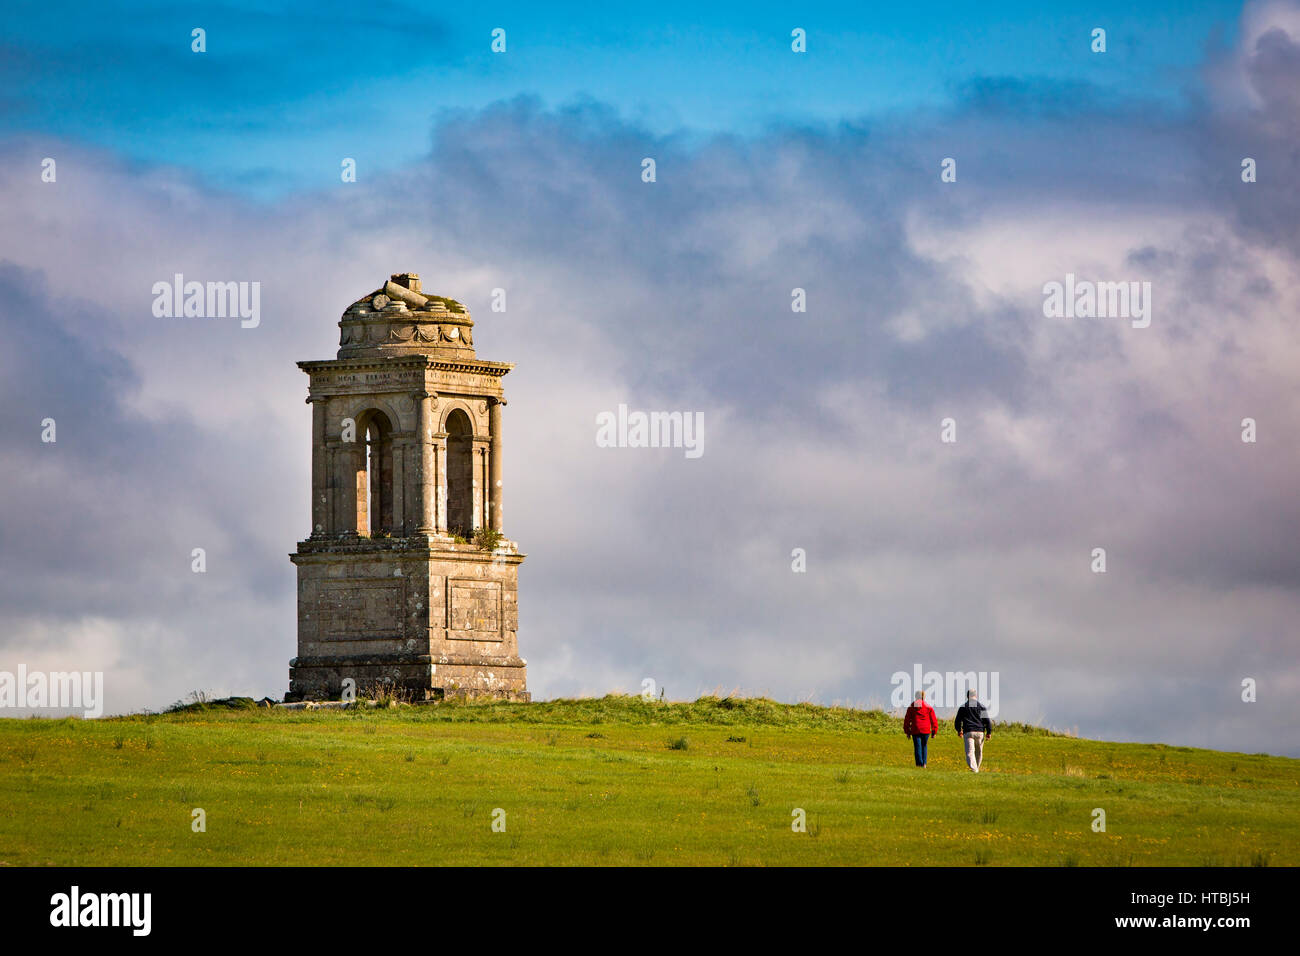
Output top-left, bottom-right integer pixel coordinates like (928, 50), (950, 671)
(327, 370), (420, 387)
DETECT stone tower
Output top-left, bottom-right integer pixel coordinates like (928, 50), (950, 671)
(288, 273), (528, 701)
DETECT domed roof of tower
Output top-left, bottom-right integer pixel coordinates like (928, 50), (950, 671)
(337, 272), (476, 360)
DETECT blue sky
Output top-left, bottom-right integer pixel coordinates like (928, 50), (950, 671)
(2, 1), (1242, 195)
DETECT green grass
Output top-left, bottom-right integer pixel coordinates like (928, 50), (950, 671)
(1, 694), (1296, 866)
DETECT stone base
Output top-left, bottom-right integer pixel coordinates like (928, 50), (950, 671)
(287, 653), (529, 702)
(288, 536), (529, 703)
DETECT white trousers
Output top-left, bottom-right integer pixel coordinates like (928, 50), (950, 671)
(964, 731), (985, 772)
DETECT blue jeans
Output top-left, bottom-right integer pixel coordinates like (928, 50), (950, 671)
(912, 733), (930, 766)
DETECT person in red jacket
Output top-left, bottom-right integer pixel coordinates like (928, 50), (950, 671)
(902, 691), (938, 768)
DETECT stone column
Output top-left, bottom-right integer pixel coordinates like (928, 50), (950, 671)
(309, 397), (327, 535)
(433, 434), (448, 532)
(473, 444), (487, 530)
(415, 390), (435, 534)
(341, 443), (363, 534)
(356, 444), (369, 533)
(326, 443), (337, 533)
(488, 399), (505, 532)
(390, 437), (405, 533)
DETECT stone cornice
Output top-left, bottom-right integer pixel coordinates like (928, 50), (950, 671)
(290, 538), (525, 561)
(298, 357), (513, 376)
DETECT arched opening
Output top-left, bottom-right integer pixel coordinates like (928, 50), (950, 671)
(445, 408), (474, 536)
(356, 409), (394, 534)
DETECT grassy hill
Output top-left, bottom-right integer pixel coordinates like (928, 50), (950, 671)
(1, 695), (1295, 866)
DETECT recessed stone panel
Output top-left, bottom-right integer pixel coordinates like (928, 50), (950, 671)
(448, 578), (501, 640)
(316, 579), (404, 641)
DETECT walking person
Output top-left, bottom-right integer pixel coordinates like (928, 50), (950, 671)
(955, 688), (993, 772)
(902, 691), (938, 768)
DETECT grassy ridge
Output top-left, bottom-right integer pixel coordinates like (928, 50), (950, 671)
(164, 693), (1057, 733)
(1, 695), (1295, 866)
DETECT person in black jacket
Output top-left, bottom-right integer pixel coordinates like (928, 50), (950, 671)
(954, 689), (993, 772)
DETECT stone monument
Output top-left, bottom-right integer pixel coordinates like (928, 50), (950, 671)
(288, 273), (528, 701)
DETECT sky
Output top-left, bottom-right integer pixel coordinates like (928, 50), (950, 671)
(0, 1), (1246, 195)
(1, 1), (1298, 755)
